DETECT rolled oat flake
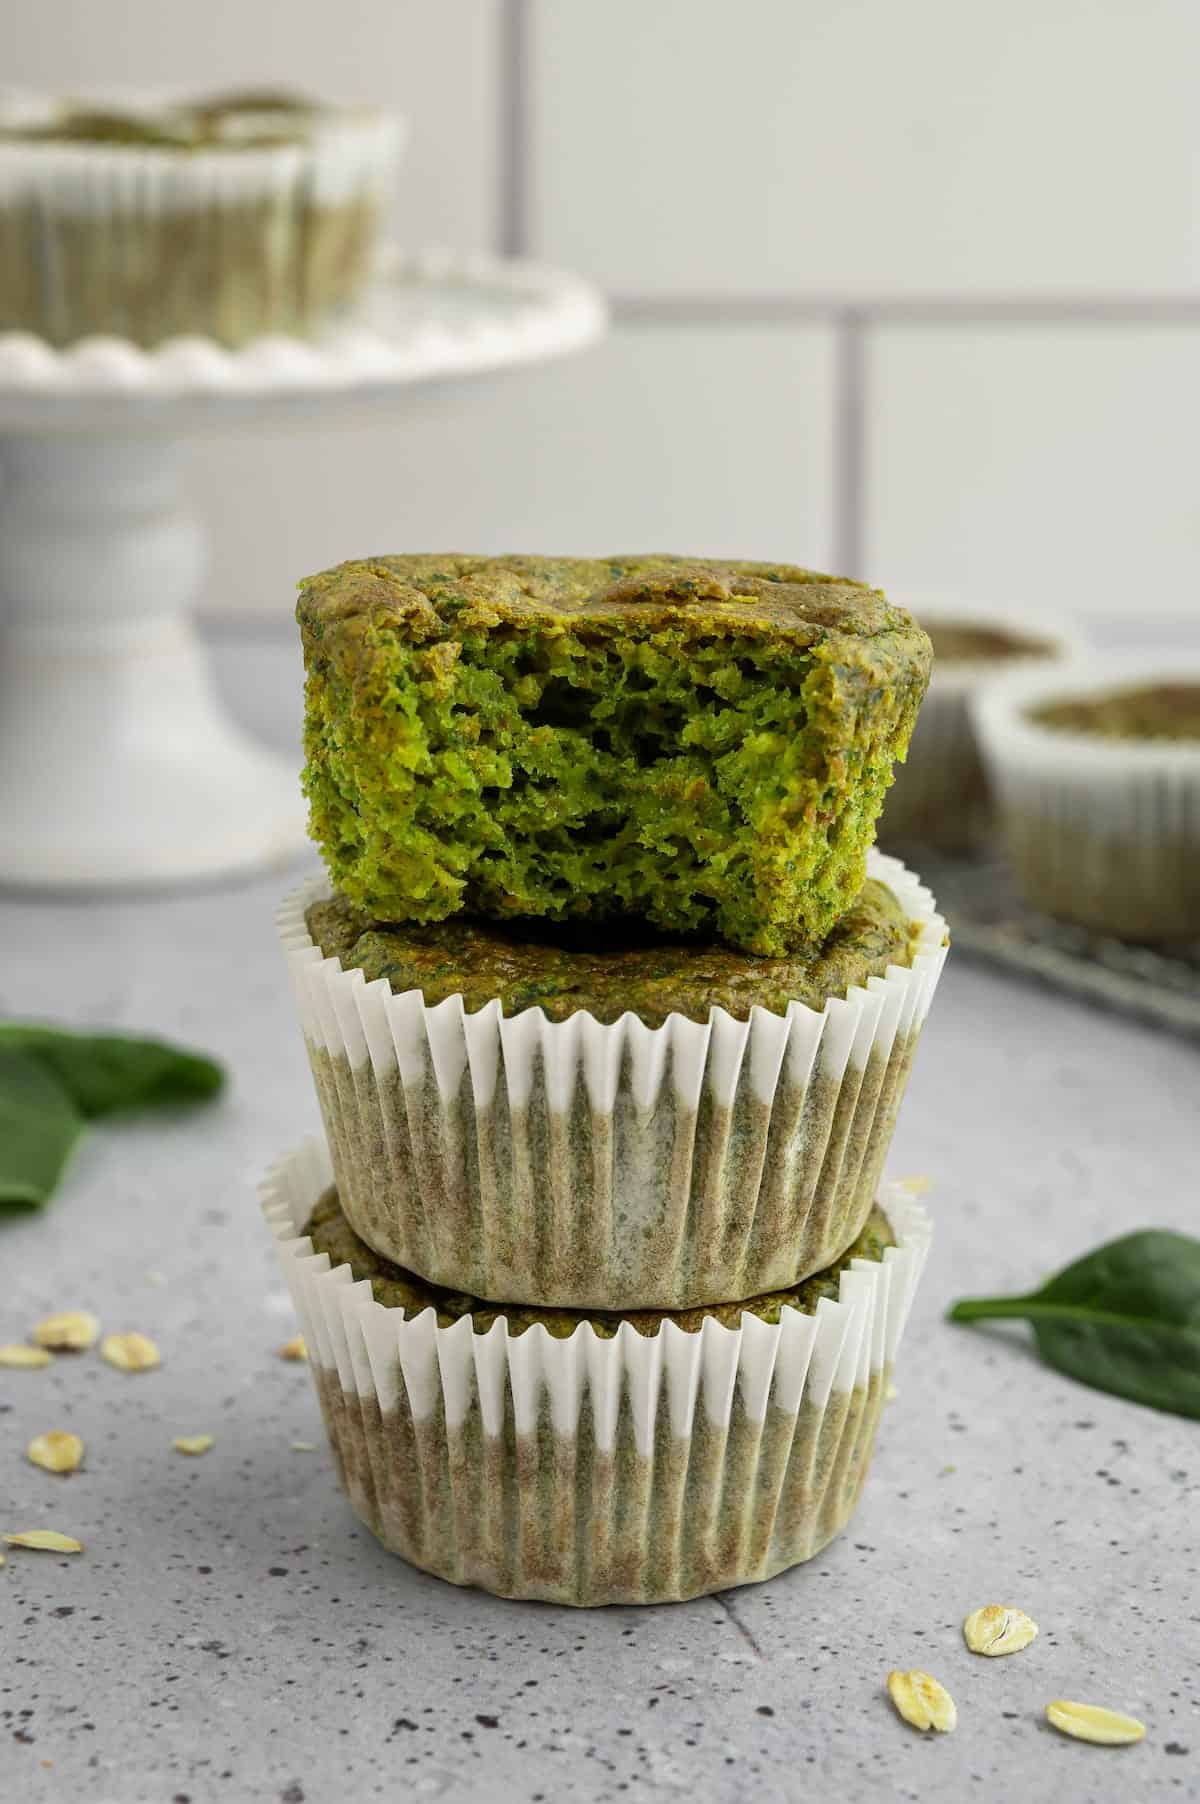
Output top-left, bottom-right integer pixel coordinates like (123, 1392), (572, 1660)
(963, 1604), (1039, 1656)
(887, 1669), (957, 1733)
(1046, 1701), (1146, 1746)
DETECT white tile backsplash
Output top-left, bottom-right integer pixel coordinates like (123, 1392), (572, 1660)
(531, 0), (1200, 298)
(4, 1), (1198, 624)
(191, 324), (839, 613)
(864, 325), (1200, 619)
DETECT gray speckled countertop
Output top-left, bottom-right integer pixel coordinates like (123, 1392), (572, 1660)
(1, 632), (1197, 1804)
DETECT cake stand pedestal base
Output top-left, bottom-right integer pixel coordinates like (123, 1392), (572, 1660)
(0, 433), (306, 889)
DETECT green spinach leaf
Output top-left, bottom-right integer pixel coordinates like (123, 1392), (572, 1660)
(0, 1048), (85, 1209)
(0, 1023), (223, 1118)
(0, 1023), (225, 1212)
(948, 1230), (1200, 1421)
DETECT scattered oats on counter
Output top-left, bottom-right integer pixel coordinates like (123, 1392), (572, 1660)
(290, 1441), (317, 1452)
(100, 1331), (161, 1372)
(4, 1530), (83, 1553)
(279, 1336), (307, 1362)
(1046, 1701), (1146, 1746)
(173, 1435), (213, 1456)
(0, 1344), (52, 1369)
(887, 1669), (957, 1733)
(27, 1431), (84, 1474)
(897, 1175), (931, 1195)
(33, 1311), (99, 1351)
(963, 1605), (1039, 1657)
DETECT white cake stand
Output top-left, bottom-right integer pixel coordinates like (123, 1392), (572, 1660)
(0, 251), (607, 890)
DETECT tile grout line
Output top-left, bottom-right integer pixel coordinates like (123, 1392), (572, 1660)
(497, 0), (532, 258)
(833, 311), (867, 579)
(612, 294), (1200, 326)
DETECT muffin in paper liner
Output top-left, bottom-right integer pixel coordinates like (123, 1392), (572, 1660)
(878, 599), (1077, 853)
(279, 849), (947, 1311)
(262, 1140), (932, 1607)
(0, 91), (402, 348)
(974, 656), (1200, 943)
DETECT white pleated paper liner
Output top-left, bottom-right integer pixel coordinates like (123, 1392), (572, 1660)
(263, 1140), (932, 1606)
(279, 848), (947, 1311)
(877, 599), (1078, 853)
(974, 654), (1200, 943)
(0, 90), (402, 347)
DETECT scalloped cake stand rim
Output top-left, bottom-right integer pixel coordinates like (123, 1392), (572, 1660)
(0, 249), (609, 432)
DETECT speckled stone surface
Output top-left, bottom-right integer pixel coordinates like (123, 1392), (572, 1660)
(0, 631), (1196, 1804)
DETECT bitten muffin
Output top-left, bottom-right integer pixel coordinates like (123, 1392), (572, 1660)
(280, 849), (947, 1310)
(0, 90), (401, 347)
(297, 554), (932, 956)
(974, 661), (1200, 942)
(263, 1141), (931, 1607)
(878, 603), (1072, 852)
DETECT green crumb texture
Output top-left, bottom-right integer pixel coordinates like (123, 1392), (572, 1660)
(304, 1186), (896, 1336)
(1029, 681), (1200, 743)
(298, 555), (932, 956)
(306, 877), (917, 1027)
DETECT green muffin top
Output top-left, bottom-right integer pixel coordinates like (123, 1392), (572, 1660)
(190, 89), (320, 118)
(299, 554), (914, 641)
(1, 91), (340, 151)
(927, 620), (1058, 664)
(306, 876), (917, 1026)
(298, 554), (932, 957)
(1028, 681), (1200, 743)
(305, 1185), (896, 1336)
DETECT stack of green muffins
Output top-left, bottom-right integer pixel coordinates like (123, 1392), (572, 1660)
(266, 554), (948, 1605)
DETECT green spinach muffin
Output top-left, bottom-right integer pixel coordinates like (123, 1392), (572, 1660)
(305, 1181), (895, 1335)
(305, 874), (915, 1028)
(298, 554), (932, 957)
(266, 1143), (931, 1605)
(281, 851), (947, 1310)
(1029, 681), (1200, 742)
(974, 663), (1200, 943)
(878, 604), (1071, 853)
(0, 89), (400, 347)
(926, 621), (1058, 664)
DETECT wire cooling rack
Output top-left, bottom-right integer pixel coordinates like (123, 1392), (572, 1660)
(902, 847), (1200, 1041)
